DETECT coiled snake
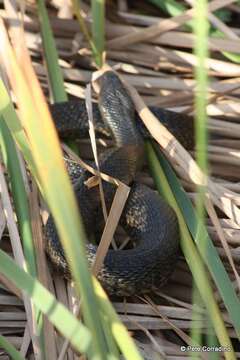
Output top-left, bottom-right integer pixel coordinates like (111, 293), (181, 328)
(45, 71), (194, 296)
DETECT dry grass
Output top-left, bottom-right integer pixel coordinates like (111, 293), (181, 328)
(1, 0), (240, 359)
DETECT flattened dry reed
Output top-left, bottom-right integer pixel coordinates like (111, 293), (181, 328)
(1, 0), (240, 358)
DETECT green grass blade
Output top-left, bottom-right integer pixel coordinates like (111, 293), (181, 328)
(1, 30), (143, 360)
(37, 0), (81, 153)
(36, 0), (67, 102)
(146, 143), (235, 357)
(147, 0), (194, 29)
(0, 117), (37, 277)
(35, 2), (142, 353)
(148, 0), (186, 16)
(147, 0), (239, 63)
(93, 279), (144, 360)
(0, 80), (39, 182)
(0, 249), (92, 354)
(69, 0), (105, 66)
(191, 290), (204, 350)
(71, 0), (96, 50)
(211, 29), (240, 63)
(0, 41), (109, 359)
(0, 334), (25, 360)
(193, 0), (209, 177)
(193, 0), (209, 349)
(91, 0), (105, 67)
(152, 144), (240, 339)
(0, 115), (43, 356)
(35, 3), (132, 358)
(100, 316), (120, 359)
(0, 81), (44, 359)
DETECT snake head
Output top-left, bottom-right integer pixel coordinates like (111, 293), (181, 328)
(98, 71), (144, 147)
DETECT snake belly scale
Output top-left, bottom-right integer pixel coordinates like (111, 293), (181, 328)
(45, 71), (194, 296)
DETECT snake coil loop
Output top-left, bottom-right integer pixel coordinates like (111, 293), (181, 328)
(45, 71), (194, 296)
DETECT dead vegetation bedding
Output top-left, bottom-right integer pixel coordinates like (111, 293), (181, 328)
(0, 0), (240, 359)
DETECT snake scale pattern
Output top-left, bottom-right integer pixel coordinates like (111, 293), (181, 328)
(44, 71), (194, 296)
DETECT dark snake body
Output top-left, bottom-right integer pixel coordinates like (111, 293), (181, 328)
(45, 72), (194, 296)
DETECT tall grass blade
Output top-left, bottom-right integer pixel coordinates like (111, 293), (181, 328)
(93, 279), (144, 360)
(0, 249), (92, 354)
(35, 4), (142, 358)
(36, 0), (67, 102)
(152, 144), (240, 340)
(0, 18), (144, 360)
(0, 81), (42, 358)
(0, 19), (109, 359)
(193, 0), (209, 350)
(0, 80), (38, 181)
(91, 0), (105, 66)
(0, 118), (37, 277)
(146, 143), (235, 357)
(0, 334), (25, 360)
(71, 0), (96, 53)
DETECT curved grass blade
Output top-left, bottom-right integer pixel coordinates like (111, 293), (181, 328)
(146, 143), (235, 358)
(1, 18), (144, 360)
(1, 30), (143, 360)
(152, 143), (240, 340)
(35, 4), (141, 358)
(0, 334), (25, 360)
(0, 249), (92, 354)
(0, 19), (109, 359)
